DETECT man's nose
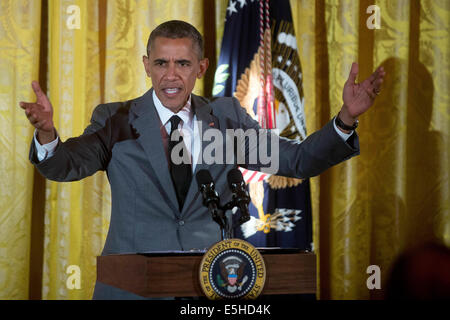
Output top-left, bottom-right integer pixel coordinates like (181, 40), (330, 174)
(165, 62), (177, 79)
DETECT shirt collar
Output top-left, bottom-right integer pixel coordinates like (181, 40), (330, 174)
(152, 90), (193, 129)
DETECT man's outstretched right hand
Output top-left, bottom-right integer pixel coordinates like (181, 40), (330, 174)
(20, 81), (55, 144)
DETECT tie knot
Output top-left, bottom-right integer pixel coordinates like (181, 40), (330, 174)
(169, 115), (182, 133)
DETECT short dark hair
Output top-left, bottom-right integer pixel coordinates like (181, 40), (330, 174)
(146, 20), (204, 59)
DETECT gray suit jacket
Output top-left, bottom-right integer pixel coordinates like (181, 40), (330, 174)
(29, 88), (359, 298)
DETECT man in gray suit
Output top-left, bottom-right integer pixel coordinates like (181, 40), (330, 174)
(20, 20), (385, 299)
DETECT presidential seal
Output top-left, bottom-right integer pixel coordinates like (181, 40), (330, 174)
(199, 239), (266, 300)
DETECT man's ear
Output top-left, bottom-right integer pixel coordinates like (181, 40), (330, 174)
(143, 55), (151, 77)
(197, 58), (209, 79)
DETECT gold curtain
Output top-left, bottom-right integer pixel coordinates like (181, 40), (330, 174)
(0, 0), (42, 299)
(291, 0), (449, 299)
(0, 0), (448, 300)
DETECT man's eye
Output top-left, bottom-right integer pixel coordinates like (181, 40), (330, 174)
(155, 61), (166, 66)
(179, 62), (190, 67)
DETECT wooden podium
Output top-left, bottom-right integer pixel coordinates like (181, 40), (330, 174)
(97, 249), (316, 298)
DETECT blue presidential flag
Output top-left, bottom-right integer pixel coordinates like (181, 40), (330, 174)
(214, 0), (313, 251)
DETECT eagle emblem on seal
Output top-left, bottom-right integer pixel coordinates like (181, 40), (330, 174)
(217, 256), (249, 293)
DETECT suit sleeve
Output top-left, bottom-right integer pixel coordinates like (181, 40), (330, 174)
(230, 97), (360, 178)
(29, 104), (112, 182)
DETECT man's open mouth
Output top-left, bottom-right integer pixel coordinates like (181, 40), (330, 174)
(163, 87), (182, 96)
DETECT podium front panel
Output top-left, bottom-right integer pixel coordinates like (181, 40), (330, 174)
(97, 252), (316, 298)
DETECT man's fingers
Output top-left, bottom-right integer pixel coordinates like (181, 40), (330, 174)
(20, 98), (53, 130)
(347, 62), (359, 84)
(20, 101), (45, 110)
(365, 66), (385, 96)
(19, 101), (33, 110)
(31, 81), (51, 105)
(31, 81), (44, 98)
(374, 77), (383, 89)
(365, 86), (377, 99)
(20, 102), (45, 123)
(368, 69), (380, 84)
(370, 66), (385, 84)
(20, 102), (34, 118)
(28, 111), (39, 123)
(370, 72), (384, 93)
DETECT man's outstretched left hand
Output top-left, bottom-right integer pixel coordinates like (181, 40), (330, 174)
(338, 62), (386, 129)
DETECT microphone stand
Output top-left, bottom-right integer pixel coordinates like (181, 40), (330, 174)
(217, 200), (248, 240)
(211, 208), (230, 241)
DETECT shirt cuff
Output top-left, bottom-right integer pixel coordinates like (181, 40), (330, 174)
(333, 117), (353, 141)
(34, 130), (59, 161)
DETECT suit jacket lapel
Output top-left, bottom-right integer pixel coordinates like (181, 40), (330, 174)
(130, 88), (180, 215)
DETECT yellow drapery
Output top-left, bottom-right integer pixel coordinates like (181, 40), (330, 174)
(0, 0), (42, 299)
(0, 0), (448, 300)
(291, 0), (449, 299)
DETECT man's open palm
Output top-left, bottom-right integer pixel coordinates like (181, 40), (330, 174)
(342, 62), (385, 119)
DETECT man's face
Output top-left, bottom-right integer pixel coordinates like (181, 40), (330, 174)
(143, 37), (209, 113)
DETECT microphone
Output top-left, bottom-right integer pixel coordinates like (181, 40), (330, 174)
(227, 168), (251, 225)
(196, 169), (222, 226)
